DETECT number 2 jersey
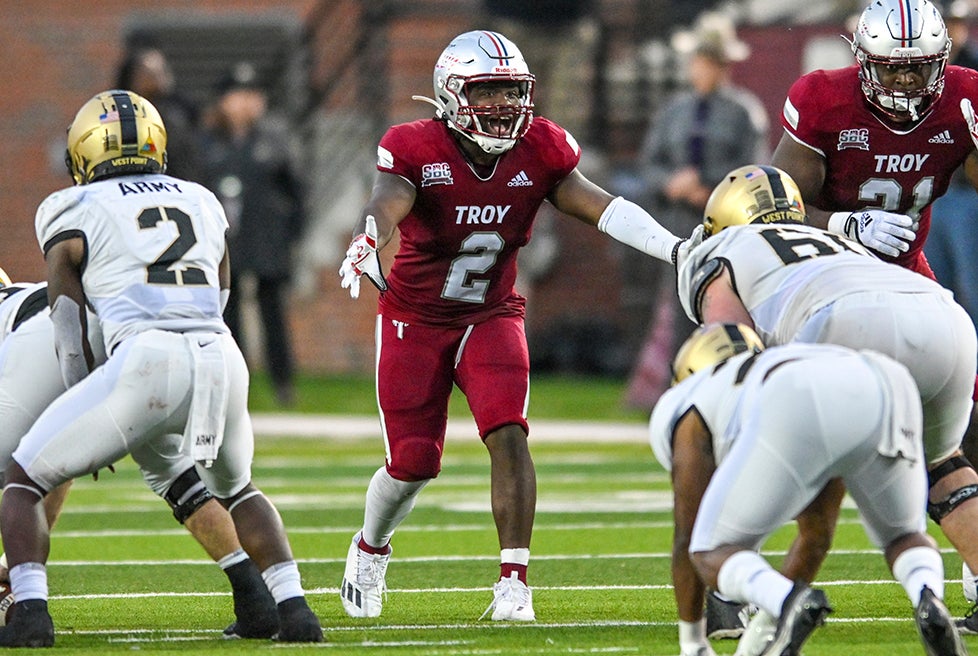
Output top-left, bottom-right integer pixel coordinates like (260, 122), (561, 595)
(677, 223), (952, 346)
(781, 65), (978, 272)
(35, 173), (229, 353)
(374, 117), (580, 327)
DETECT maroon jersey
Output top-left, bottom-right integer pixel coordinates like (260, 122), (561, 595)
(781, 65), (978, 271)
(375, 117), (580, 327)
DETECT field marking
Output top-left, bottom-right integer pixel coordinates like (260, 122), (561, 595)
(250, 414), (649, 443)
(49, 576), (954, 601)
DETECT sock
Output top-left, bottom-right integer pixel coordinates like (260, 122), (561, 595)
(717, 550), (793, 618)
(893, 546), (945, 605)
(9, 563), (47, 602)
(218, 549), (249, 571)
(261, 561), (305, 604)
(500, 547), (530, 583)
(361, 467), (428, 549)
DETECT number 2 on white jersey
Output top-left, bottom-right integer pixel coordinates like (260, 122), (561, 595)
(137, 206), (207, 285)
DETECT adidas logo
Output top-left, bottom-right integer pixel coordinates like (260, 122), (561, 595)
(507, 170), (534, 187)
(929, 130), (954, 144)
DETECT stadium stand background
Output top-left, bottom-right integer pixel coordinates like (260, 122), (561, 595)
(0, 0), (869, 376)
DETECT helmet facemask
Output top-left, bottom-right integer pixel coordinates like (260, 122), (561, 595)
(447, 74), (535, 154)
(418, 31), (536, 156)
(855, 46), (948, 121)
(850, 0), (950, 122)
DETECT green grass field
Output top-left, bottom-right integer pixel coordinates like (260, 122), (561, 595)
(19, 375), (977, 654)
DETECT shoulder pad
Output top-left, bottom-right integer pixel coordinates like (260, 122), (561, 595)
(689, 258), (726, 323)
(36, 187), (84, 225)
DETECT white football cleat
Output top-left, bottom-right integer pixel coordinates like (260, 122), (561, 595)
(734, 608), (776, 656)
(481, 572), (535, 621)
(340, 532), (390, 618)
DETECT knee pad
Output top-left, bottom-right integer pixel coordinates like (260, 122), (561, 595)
(164, 467), (214, 524)
(927, 455), (978, 523)
(388, 437), (442, 481)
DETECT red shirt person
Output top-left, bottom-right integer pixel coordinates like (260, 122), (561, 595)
(337, 30), (693, 624)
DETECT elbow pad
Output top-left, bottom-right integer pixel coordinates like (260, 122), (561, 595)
(597, 197), (680, 263)
(50, 295), (90, 389)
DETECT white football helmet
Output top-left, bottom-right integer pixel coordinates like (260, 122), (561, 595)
(420, 30), (535, 155)
(851, 0), (949, 121)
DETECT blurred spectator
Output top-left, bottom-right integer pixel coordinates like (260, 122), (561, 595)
(925, 0), (978, 340)
(199, 62), (305, 406)
(620, 12), (769, 410)
(114, 46), (201, 181)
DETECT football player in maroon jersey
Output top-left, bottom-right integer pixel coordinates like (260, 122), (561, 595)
(337, 30), (695, 622)
(766, 0), (978, 644)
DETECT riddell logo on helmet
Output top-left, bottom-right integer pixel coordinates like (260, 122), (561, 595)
(492, 66), (520, 74)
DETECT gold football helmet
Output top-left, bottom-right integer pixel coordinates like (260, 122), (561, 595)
(670, 322), (765, 385)
(65, 89), (167, 185)
(703, 165), (806, 236)
(0, 267), (10, 288)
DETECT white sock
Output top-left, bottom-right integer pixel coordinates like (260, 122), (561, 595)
(893, 546), (945, 605)
(217, 548), (249, 570)
(9, 563), (47, 602)
(261, 560), (304, 604)
(362, 467), (428, 548)
(717, 550), (793, 618)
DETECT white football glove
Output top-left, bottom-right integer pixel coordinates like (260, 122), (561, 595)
(339, 215), (388, 299)
(671, 224), (706, 271)
(827, 209), (916, 258)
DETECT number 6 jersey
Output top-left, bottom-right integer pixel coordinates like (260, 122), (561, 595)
(35, 173), (230, 353)
(677, 223), (952, 346)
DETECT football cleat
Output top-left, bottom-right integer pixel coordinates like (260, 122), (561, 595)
(273, 597), (323, 643)
(340, 532), (390, 618)
(706, 589), (749, 640)
(480, 572), (535, 621)
(0, 600), (55, 647)
(222, 559), (279, 639)
(915, 585), (968, 656)
(735, 609), (776, 656)
(760, 582), (831, 656)
(957, 603), (978, 635)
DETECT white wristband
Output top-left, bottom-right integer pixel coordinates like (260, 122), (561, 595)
(827, 211), (853, 237)
(597, 196), (680, 263)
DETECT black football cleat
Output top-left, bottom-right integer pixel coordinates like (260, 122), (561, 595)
(221, 560), (279, 639)
(0, 599), (54, 648)
(760, 582), (831, 656)
(273, 597), (323, 643)
(956, 602), (978, 636)
(916, 585), (969, 656)
(706, 589), (749, 640)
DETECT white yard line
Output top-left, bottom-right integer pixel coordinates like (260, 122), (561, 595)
(250, 414), (649, 443)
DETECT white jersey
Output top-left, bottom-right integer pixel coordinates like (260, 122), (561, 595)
(35, 174), (229, 353)
(650, 342), (928, 551)
(677, 223), (949, 345)
(0, 282), (48, 343)
(676, 223), (974, 464)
